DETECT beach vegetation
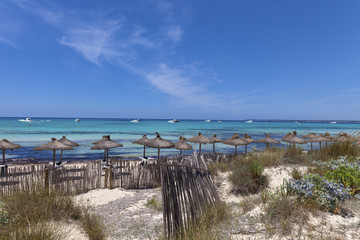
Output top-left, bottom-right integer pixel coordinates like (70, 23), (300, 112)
(0, 186), (106, 240)
(229, 159), (268, 195)
(145, 197), (162, 211)
(207, 162), (230, 176)
(261, 186), (308, 236)
(178, 202), (231, 240)
(291, 168), (303, 180)
(283, 145), (307, 164)
(311, 141), (360, 162)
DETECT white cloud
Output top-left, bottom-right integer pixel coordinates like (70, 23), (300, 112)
(59, 21), (121, 66)
(163, 25), (183, 43)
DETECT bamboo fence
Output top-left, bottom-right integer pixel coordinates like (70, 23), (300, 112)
(161, 153), (220, 239)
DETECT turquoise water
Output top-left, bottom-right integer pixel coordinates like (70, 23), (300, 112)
(1, 117), (360, 161)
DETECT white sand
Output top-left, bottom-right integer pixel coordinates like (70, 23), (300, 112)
(75, 188), (135, 207)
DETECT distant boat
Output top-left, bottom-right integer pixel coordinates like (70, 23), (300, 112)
(330, 121), (336, 124)
(217, 120), (222, 123)
(205, 120), (211, 122)
(130, 119), (139, 123)
(18, 118), (34, 123)
(245, 120), (253, 123)
(75, 118), (80, 122)
(296, 121), (303, 124)
(168, 118), (179, 123)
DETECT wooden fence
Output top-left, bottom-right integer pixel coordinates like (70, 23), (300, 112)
(161, 153), (220, 239)
(0, 159), (159, 196)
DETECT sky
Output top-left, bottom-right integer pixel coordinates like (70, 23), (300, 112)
(1, 0), (360, 120)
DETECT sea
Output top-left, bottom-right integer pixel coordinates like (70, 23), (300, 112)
(1, 117), (360, 162)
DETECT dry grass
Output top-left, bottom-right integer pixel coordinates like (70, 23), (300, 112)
(291, 168), (303, 180)
(207, 162), (230, 177)
(0, 186), (106, 240)
(311, 142), (360, 162)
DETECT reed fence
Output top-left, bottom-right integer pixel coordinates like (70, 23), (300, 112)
(161, 153), (220, 239)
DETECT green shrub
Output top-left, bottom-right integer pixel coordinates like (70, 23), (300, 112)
(283, 145), (307, 164)
(325, 157), (360, 195)
(286, 174), (351, 211)
(207, 162), (230, 176)
(229, 160), (268, 195)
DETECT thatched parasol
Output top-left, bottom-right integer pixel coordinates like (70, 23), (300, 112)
(186, 132), (211, 153)
(174, 136), (193, 156)
(223, 133), (249, 155)
(58, 136), (79, 163)
(209, 135), (222, 153)
(255, 133), (281, 148)
(282, 131), (307, 146)
(242, 133), (254, 153)
(302, 133), (317, 149)
(132, 134), (151, 157)
(302, 133), (317, 139)
(34, 138), (74, 167)
(335, 133), (354, 143)
(0, 139), (21, 165)
(307, 135), (330, 149)
(91, 136), (123, 165)
(147, 132), (175, 161)
(281, 133), (292, 142)
(92, 135), (110, 161)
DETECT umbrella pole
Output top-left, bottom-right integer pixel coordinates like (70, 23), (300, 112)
(245, 145), (247, 154)
(2, 149), (5, 165)
(235, 145), (237, 156)
(199, 144), (202, 153)
(319, 142), (322, 150)
(60, 150), (63, 164)
(311, 142), (313, 150)
(213, 143), (215, 153)
(103, 150), (106, 162)
(106, 149), (109, 165)
(143, 145), (146, 158)
(180, 149), (182, 157)
(267, 143), (269, 148)
(53, 150), (56, 168)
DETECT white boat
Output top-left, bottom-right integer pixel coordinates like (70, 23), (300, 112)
(330, 121), (336, 124)
(18, 117), (34, 123)
(217, 120), (222, 123)
(75, 118), (80, 122)
(130, 119), (139, 123)
(205, 120), (211, 122)
(245, 120), (253, 123)
(168, 118), (179, 123)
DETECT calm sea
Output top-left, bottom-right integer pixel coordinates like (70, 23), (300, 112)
(1, 117), (359, 161)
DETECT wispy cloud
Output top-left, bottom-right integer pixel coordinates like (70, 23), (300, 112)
(9, 0), (259, 110)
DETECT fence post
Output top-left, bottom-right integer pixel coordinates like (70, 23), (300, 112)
(120, 159), (123, 188)
(109, 164), (112, 190)
(44, 167), (49, 194)
(104, 167), (108, 188)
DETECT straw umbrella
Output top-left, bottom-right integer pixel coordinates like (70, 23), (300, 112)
(335, 133), (353, 143)
(282, 131), (307, 147)
(302, 133), (317, 150)
(90, 136), (123, 165)
(132, 134), (151, 158)
(255, 133), (281, 148)
(186, 132), (211, 153)
(242, 133), (254, 154)
(209, 135), (222, 153)
(58, 136), (79, 163)
(92, 135), (110, 162)
(223, 133), (249, 155)
(147, 132), (175, 161)
(34, 138), (74, 167)
(0, 139), (21, 165)
(174, 136), (193, 157)
(281, 133), (292, 143)
(323, 132), (334, 147)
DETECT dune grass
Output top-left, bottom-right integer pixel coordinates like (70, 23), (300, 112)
(310, 141), (360, 162)
(0, 186), (106, 240)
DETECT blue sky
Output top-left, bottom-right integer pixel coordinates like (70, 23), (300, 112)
(1, 0), (360, 120)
